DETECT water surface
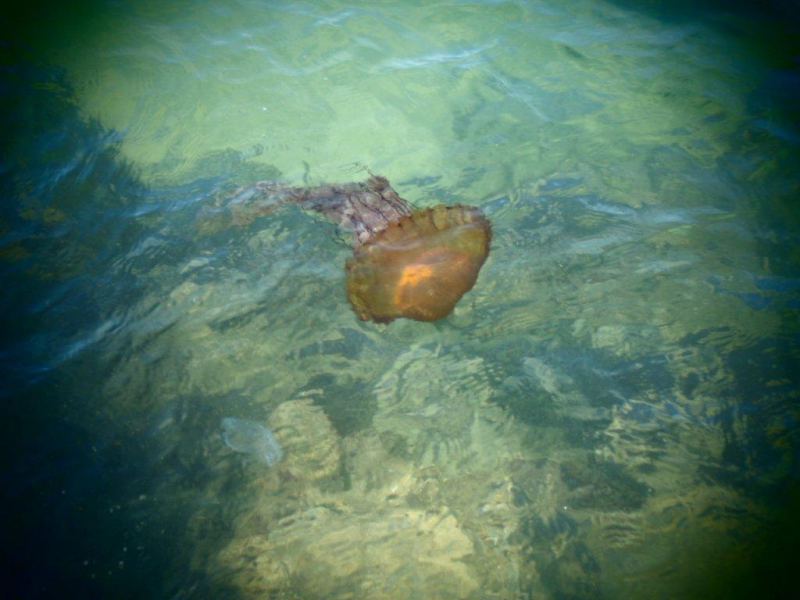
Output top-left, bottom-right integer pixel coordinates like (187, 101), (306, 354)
(3, 1), (800, 598)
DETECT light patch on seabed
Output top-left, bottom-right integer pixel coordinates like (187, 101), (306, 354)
(57, 0), (752, 199)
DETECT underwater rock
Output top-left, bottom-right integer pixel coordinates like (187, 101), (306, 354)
(560, 457), (651, 511)
(220, 417), (283, 466)
(371, 347), (494, 472)
(268, 398), (342, 484)
(217, 505), (478, 599)
(196, 372), (566, 600)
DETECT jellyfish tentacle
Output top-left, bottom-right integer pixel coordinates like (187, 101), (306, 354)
(226, 180), (298, 226)
(267, 176), (411, 245)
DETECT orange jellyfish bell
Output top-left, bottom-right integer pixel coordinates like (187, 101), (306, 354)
(346, 205), (491, 323)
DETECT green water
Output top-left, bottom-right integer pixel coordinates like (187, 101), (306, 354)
(3, 0), (800, 598)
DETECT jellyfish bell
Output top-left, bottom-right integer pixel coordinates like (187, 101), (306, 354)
(346, 205), (491, 323)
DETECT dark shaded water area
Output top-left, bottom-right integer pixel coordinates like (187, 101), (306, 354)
(3, 1), (800, 598)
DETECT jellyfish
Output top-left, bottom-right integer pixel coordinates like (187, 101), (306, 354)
(226, 175), (491, 323)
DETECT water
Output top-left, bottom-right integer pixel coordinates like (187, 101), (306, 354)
(221, 417), (283, 466)
(3, 0), (800, 598)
